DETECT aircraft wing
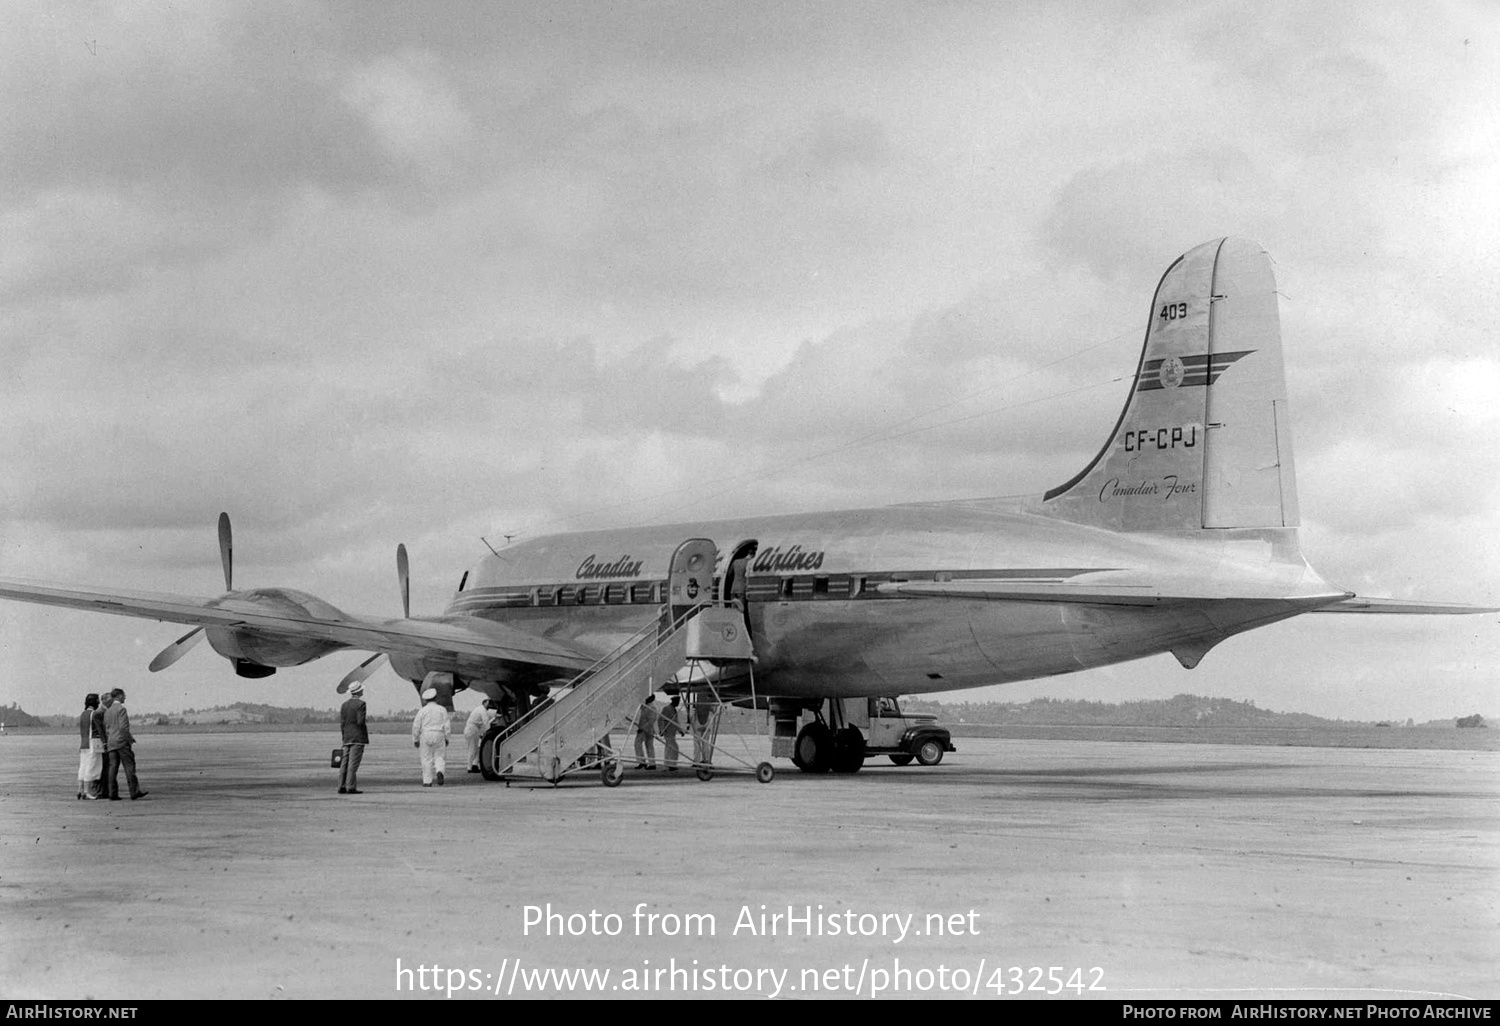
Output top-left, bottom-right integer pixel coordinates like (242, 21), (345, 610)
(874, 575), (1349, 607)
(878, 577), (1495, 614)
(0, 577), (596, 675)
(1305, 596), (1499, 615)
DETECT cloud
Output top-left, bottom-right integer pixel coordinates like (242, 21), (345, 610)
(2, 3), (1496, 720)
(341, 50), (476, 177)
(0, 4), (390, 204)
(761, 113), (894, 178)
(0, 189), (240, 301)
(1040, 147), (1292, 282)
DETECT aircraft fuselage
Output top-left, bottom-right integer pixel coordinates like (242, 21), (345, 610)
(446, 502), (1333, 698)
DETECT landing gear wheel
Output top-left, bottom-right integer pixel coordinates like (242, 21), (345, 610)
(831, 727), (865, 773)
(695, 767), (714, 781)
(888, 753), (914, 766)
(478, 729), (504, 781)
(601, 761), (623, 787)
(915, 738), (945, 766)
(793, 723), (834, 773)
(756, 762), (775, 784)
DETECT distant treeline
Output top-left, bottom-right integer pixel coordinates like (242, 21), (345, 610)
(27, 700), (425, 728)
(159, 702), (421, 725)
(0, 702), (52, 727)
(901, 694), (1487, 730)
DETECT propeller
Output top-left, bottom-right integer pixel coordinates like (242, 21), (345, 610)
(148, 626), (207, 672)
(397, 542), (410, 617)
(336, 653), (386, 694)
(218, 511), (233, 590)
(334, 541), (411, 693)
(147, 511), (236, 672)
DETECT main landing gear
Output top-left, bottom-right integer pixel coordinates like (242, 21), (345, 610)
(792, 720), (865, 774)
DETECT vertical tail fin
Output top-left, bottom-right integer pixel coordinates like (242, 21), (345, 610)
(1042, 237), (1299, 532)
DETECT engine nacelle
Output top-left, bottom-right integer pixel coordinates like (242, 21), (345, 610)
(204, 587), (350, 670)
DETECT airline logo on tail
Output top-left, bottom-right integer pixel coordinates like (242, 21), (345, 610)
(1136, 350), (1255, 392)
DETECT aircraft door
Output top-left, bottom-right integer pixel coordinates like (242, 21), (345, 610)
(667, 538), (718, 624)
(721, 539), (759, 623)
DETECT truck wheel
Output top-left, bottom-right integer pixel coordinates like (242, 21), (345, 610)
(888, 753), (914, 766)
(915, 738), (944, 766)
(793, 723), (833, 773)
(756, 762), (775, 784)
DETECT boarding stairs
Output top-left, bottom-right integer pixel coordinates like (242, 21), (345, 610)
(489, 539), (754, 783)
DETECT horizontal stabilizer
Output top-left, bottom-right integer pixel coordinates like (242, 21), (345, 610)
(1309, 596), (1499, 615)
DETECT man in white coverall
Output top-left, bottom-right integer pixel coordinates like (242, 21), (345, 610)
(634, 694), (660, 770)
(463, 699), (496, 773)
(412, 685), (452, 786)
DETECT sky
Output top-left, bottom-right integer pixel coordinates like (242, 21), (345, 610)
(1, 1), (1496, 722)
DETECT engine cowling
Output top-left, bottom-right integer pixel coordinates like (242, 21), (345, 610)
(204, 587), (350, 673)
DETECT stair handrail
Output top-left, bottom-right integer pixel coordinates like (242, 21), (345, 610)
(493, 601), (706, 759)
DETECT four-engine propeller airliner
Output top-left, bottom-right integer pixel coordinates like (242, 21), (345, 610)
(1, 238), (1490, 772)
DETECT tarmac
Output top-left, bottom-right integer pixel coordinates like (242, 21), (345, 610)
(0, 731), (1495, 1000)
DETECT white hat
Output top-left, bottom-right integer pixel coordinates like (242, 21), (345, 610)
(421, 687), (438, 701)
(348, 682), (364, 696)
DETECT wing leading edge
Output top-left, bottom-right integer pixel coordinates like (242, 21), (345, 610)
(879, 577), (1495, 615)
(875, 575), (1349, 608)
(1307, 596), (1500, 615)
(0, 577), (595, 676)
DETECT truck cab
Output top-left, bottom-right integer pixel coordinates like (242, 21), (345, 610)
(862, 696), (955, 766)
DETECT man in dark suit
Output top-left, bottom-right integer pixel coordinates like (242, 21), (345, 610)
(103, 688), (147, 801)
(338, 682), (369, 794)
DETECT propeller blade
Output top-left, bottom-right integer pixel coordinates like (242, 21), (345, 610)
(336, 653), (387, 694)
(148, 626), (205, 672)
(396, 543), (410, 618)
(217, 512), (233, 591)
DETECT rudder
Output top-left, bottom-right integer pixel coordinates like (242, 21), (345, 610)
(1041, 237), (1298, 531)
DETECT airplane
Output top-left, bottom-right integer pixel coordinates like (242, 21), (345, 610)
(1, 237), (1492, 775)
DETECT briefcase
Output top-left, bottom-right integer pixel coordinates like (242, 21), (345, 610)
(331, 748), (343, 769)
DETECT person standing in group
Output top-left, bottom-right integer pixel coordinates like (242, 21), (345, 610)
(464, 700), (495, 773)
(77, 694), (101, 800)
(90, 692), (112, 798)
(412, 685), (451, 786)
(659, 695), (684, 772)
(634, 694), (660, 770)
(338, 681), (369, 794)
(692, 699), (715, 768)
(103, 688), (147, 801)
